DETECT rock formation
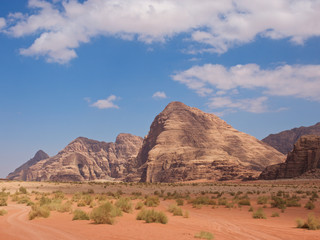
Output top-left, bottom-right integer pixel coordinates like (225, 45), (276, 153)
(259, 135), (320, 179)
(131, 101), (284, 182)
(262, 122), (320, 154)
(7, 134), (143, 181)
(7, 150), (49, 180)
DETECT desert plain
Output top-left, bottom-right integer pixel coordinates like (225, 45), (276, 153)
(0, 180), (320, 240)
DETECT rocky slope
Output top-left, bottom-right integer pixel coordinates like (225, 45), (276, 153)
(129, 101), (284, 182)
(7, 150), (49, 180)
(259, 135), (320, 180)
(7, 134), (143, 181)
(262, 122), (320, 154)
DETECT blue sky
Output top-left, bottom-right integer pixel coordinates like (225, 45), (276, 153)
(0, 0), (320, 178)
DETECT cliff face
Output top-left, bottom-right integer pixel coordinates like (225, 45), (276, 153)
(262, 122), (320, 154)
(259, 135), (320, 180)
(7, 150), (49, 180)
(133, 102), (284, 182)
(7, 134), (143, 181)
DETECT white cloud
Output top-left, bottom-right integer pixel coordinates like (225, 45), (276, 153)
(0, 18), (6, 30)
(152, 91), (167, 99)
(91, 95), (119, 109)
(172, 63), (320, 113)
(2, 0), (320, 63)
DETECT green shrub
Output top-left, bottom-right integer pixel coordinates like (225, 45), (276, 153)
(305, 201), (315, 210)
(252, 208), (266, 219)
(271, 196), (286, 210)
(191, 196), (216, 206)
(286, 196), (301, 207)
(183, 210), (189, 218)
(296, 213), (320, 230)
(29, 205), (50, 220)
(136, 209), (168, 224)
(218, 198), (227, 206)
(17, 195), (32, 205)
(19, 187), (27, 194)
(0, 209), (8, 216)
(168, 204), (183, 216)
(176, 199), (184, 206)
(257, 196), (268, 205)
(248, 206), (254, 212)
(271, 212), (280, 217)
(90, 202), (122, 224)
(194, 231), (214, 240)
(238, 199), (251, 206)
(73, 209), (89, 220)
(0, 197), (7, 206)
(135, 201), (144, 210)
(53, 191), (65, 200)
(144, 196), (160, 207)
(57, 201), (72, 213)
(115, 197), (132, 213)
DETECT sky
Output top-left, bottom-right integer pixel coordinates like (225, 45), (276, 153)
(0, 0), (320, 178)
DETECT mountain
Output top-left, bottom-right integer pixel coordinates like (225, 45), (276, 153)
(131, 101), (284, 182)
(7, 150), (49, 180)
(262, 122), (320, 154)
(7, 133), (143, 181)
(259, 135), (320, 179)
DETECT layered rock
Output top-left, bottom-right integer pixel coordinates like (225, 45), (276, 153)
(259, 135), (320, 179)
(7, 150), (49, 180)
(7, 134), (143, 181)
(132, 102), (284, 182)
(262, 122), (320, 154)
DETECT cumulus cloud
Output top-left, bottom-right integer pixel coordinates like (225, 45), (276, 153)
(152, 91), (167, 99)
(2, 0), (320, 63)
(91, 95), (119, 109)
(0, 18), (6, 30)
(172, 63), (320, 113)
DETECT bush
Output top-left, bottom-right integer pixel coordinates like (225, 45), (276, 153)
(257, 196), (268, 205)
(238, 199), (251, 206)
(286, 196), (301, 207)
(73, 209), (89, 220)
(296, 213), (320, 230)
(271, 212), (280, 217)
(270, 196), (286, 210)
(176, 199), (184, 206)
(168, 204), (183, 216)
(144, 196), (160, 207)
(115, 197), (132, 213)
(305, 201), (315, 210)
(0, 197), (7, 206)
(183, 210), (189, 218)
(252, 208), (266, 219)
(29, 205), (50, 220)
(248, 206), (254, 212)
(194, 231), (214, 240)
(136, 209), (168, 224)
(218, 198), (227, 206)
(19, 187), (27, 194)
(57, 201), (72, 213)
(0, 209), (8, 216)
(90, 202), (122, 224)
(191, 196), (216, 206)
(135, 201), (144, 210)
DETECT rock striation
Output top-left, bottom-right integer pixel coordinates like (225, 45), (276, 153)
(262, 122), (320, 154)
(7, 134), (143, 181)
(259, 135), (320, 180)
(130, 102), (284, 182)
(7, 150), (49, 180)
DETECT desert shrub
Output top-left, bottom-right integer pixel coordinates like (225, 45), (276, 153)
(73, 209), (89, 220)
(286, 196), (301, 207)
(194, 231), (214, 240)
(0, 197), (7, 206)
(19, 186), (27, 194)
(168, 204), (183, 216)
(238, 199), (251, 206)
(90, 202), (122, 224)
(53, 191), (65, 200)
(257, 196), (268, 205)
(296, 213), (320, 230)
(96, 194), (107, 202)
(252, 208), (266, 219)
(39, 196), (52, 206)
(29, 205), (50, 220)
(305, 201), (315, 210)
(136, 209), (168, 224)
(270, 196), (286, 210)
(176, 198), (184, 206)
(218, 198), (227, 206)
(225, 202), (234, 208)
(191, 196), (216, 206)
(248, 206), (254, 212)
(271, 212), (280, 217)
(115, 197), (132, 213)
(0, 209), (8, 216)
(144, 196), (160, 207)
(57, 201), (72, 213)
(17, 195), (32, 205)
(135, 201), (144, 210)
(183, 210), (189, 218)
(72, 192), (82, 202)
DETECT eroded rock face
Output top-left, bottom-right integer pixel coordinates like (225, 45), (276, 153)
(262, 122), (320, 154)
(133, 102), (284, 182)
(7, 134), (143, 181)
(259, 135), (320, 179)
(7, 150), (49, 180)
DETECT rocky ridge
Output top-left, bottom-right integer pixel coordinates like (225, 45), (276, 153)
(259, 135), (320, 180)
(262, 122), (320, 154)
(129, 101), (285, 182)
(7, 134), (143, 181)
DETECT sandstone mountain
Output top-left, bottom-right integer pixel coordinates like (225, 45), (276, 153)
(262, 122), (320, 154)
(7, 134), (143, 181)
(130, 101), (285, 182)
(259, 135), (320, 180)
(7, 150), (49, 180)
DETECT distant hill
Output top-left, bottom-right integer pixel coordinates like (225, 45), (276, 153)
(262, 122), (320, 154)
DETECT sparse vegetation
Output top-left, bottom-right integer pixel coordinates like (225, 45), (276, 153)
(0, 209), (8, 216)
(252, 208), (266, 219)
(136, 209), (168, 224)
(271, 212), (279, 217)
(29, 204), (50, 220)
(72, 209), (90, 220)
(144, 196), (160, 207)
(90, 202), (122, 224)
(305, 201), (315, 210)
(296, 213), (320, 230)
(168, 204), (183, 216)
(194, 231), (214, 240)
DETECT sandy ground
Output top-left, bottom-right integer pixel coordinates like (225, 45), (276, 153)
(0, 180), (320, 240)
